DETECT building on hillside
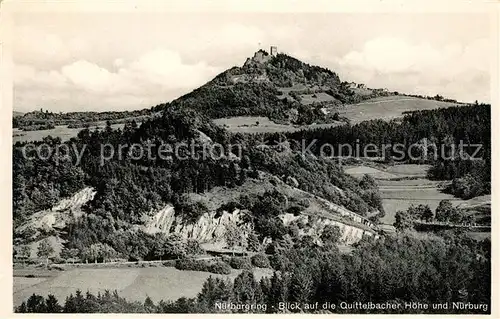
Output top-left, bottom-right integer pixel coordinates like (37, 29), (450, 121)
(270, 45), (278, 56)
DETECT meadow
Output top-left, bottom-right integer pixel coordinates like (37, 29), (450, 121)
(13, 266), (273, 307)
(213, 116), (341, 133)
(344, 163), (490, 226)
(332, 96), (459, 123)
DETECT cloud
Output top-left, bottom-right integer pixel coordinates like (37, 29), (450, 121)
(334, 37), (490, 102)
(14, 49), (222, 112)
(127, 49), (220, 88)
(12, 16), (491, 111)
(14, 26), (90, 68)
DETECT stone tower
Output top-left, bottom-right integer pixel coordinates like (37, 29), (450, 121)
(270, 46), (278, 57)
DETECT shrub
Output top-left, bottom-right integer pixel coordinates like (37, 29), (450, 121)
(51, 257), (65, 264)
(229, 257), (252, 269)
(162, 260), (177, 267)
(251, 254), (270, 268)
(175, 259), (201, 271)
(175, 259), (231, 275)
(287, 206), (302, 215)
(186, 240), (204, 255)
(208, 261), (232, 275)
(49, 264), (65, 271)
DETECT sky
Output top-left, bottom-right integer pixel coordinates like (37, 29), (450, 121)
(11, 11), (493, 112)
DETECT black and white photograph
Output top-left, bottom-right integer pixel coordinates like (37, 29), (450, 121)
(2, 0), (496, 316)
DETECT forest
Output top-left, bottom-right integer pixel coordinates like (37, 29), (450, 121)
(13, 108), (151, 130)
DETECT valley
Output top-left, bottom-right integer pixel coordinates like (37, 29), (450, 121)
(344, 162), (491, 234)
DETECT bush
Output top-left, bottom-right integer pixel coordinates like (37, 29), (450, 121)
(51, 257), (65, 264)
(208, 261), (232, 275)
(186, 240), (204, 255)
(175, 259), (200, 271)
(229, 257), (252, 269)
(287, 206), (302, 215)
(251, 254), (270, 268)
(49, 264), (65, 271)
(162, 260), (177, 267)
(175, 259), (231, 275)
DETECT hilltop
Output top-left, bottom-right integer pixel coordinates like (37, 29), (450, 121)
(154, 49), (400, 125)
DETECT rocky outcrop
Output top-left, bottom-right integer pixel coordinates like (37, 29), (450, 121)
(144, 204), (378, 246)
(280, 213), (379, 245)
(15, 187), (96, 240)
(143, 206), (252, 245)
(51, 187), (96, 214)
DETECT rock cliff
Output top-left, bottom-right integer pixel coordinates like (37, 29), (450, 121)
(143, 204), (378, 246)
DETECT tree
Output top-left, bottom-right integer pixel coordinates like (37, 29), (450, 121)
(144, 296), (156, 313)
(321, 225), (342, 246)
(233, 270), (263, 309)
(394, 210), (413, 232)
(407, 204), (432, 221)
(60, 247), (79, 263)
(290, 264), (314, 306)
(247, 232), (261, 252)
(435, 200), (455, 222)
(164, 234), (187, 259)
(153, 233), (167, 260)
(37, 239), (54, 268)
(26, 293), (47, 313)
(45, 294), (62, 313)
(16, 245), (31, 266)
(359, 174), (377, 190)
(421, 205), (434, 222)
(224, 222), (243, 250)
(82, 244), (102, 263)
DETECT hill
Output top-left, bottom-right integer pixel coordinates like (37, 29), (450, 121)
(153, 49), (397, 126)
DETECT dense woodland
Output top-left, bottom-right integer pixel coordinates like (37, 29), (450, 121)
(13, 108), (151, 130)
(17, 231), (490, 314)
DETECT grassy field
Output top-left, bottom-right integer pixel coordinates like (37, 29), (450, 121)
(379, 183), (491, 225)
(466, 232), (491, 241)
(13, 123), (125, 143)
(13, 266), (273, 306)
(344, 163), (490, 226)
(299, 92), (337, 105)
(332, 96), (459, 123)
(344, 166), (400, 179)
(213, 116), (341, 133)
